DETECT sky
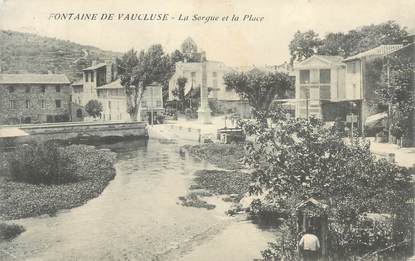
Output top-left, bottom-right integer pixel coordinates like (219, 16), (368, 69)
(0, 0), (414, 66)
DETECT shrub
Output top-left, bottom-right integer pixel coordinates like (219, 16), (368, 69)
(0, 223), (25, 241)
(7, 141), (76, 184)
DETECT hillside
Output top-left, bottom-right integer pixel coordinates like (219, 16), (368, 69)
(0, 30), (121, 82)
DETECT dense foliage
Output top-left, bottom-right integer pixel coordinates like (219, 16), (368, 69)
(0, 30), (120, 81)
(1, 143), (116, 219)
(289, 21), (408, 63)
(8, 141), (75, 184)
(376, 50), (414, 142)
(224, 69), (292, 122)
(239, 115), (413, 260)
(85, 99), (103, 119)
(172, 77), (188, 112)
(117, 45), (172, 121)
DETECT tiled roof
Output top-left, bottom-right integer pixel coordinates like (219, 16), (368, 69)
(71, 79), (83, 86)
(82, 63), (106, 71)
(0, 74), (70, 85)
(343, 45), (403, 61)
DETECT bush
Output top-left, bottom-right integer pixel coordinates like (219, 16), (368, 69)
(0, 223), (25, 241)
(7, 141), (76, 184)
(1, 144), (116, 219)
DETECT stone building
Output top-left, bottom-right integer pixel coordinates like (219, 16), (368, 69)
(0, 74), (71, 125)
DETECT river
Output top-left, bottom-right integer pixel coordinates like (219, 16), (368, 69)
(0, 139), (274, 261)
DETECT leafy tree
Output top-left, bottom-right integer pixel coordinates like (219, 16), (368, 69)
(289, 30), (322, 63)
(289, 21), (408, 63)
(117, 45), (171, 121)
(223, 69), (292, 123)
(172, 77), (187, 112)
(85, 99), (103, 118)
(170, 49), (184, 65)
(376, 50), (414, 142)
(240, 116), (413, 259)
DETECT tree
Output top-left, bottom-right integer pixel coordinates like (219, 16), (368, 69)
(117, 45), (171, 121)
(172, 77), (187, 111)
(85, 99), (103, 118)
(376, 51), (414, 142)
(289, 30), (322, 63)
(223, 69), (292, 122)
(289, 21), (408, 63)
(240, 116), (413, 259)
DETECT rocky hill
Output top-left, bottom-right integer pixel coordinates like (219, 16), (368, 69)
(0, 30), (121, 82)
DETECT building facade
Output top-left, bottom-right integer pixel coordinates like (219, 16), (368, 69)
(294, 55), (346, 119)
(343, 44), (404, 133)
(0, 74), (71, 125)
(97, 80), (163, 122)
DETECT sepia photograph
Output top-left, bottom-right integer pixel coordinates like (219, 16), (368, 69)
(0, 0), (414, 260)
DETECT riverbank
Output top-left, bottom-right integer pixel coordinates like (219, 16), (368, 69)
(180, 143), (251, 211)
(183, 143), (245, 170)
(0, 144), (116, 220)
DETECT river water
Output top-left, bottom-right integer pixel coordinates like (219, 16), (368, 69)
(0, 139), (274, 261)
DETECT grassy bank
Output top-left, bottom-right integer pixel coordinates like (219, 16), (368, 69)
(180, 143), (250, 210)
(183, 143), (245, 170)
(0, 144), (116, 220)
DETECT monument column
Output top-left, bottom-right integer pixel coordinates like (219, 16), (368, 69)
(197, 61), (211, 124)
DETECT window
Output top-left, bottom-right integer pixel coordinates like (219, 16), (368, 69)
(85, 72), (89, 82)
(212, 72), (217, 77)
(8, 86), (15, 93)
(299, 70), (310, 84)
(9, 100), (16, 109)
(55, 99), (62, 108)
(141, 101), (147, 107)
(41, 99), (46, 109)
(108, 101), (111, 110)
(25, 86), (31, 93)
(319, 69), (331, 84)
(91, 72), (94, 82)
(191, 72), (196, 78)
(41, 86), (46, 93)
(25, 100), (30, 109)
(156, 101), (162, 107)
(56, 86), (61, 93)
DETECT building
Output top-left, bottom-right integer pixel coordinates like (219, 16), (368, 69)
(343, 44), (406, 135)
(0, 74), (71, 125)
(81, 60), (117, 104)
(97, 79), (163, 122)
(168, 38), (248, 116)
(294, 55), (346, 120)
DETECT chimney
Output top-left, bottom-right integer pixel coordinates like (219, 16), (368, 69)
(105, 60), (113, 84)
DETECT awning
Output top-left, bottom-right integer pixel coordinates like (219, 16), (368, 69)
(365, 112), (387, 126)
